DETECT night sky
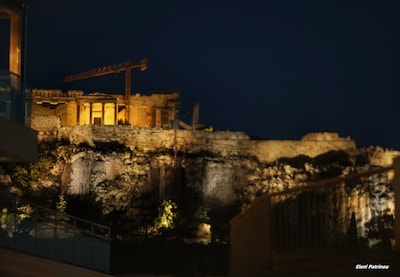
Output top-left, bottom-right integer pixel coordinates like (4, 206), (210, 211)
(8, 1), (400, 148)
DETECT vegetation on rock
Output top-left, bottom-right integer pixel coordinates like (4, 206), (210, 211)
(0, 139), (396, 247)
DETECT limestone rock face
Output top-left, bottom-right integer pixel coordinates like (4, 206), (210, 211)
(1, 128), (398, 244)
(68, 151), (93, 194)
(183, 156), (250, 208)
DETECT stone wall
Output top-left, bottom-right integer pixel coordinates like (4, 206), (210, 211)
(57, 125), (250, 154)
(31, 105), (65, 124)
(33, 125), (358, 163)
(251, 139), (356, 163)
(31, 115), (61, 139)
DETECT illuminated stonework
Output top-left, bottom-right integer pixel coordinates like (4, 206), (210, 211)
(31, 89), (178, 128)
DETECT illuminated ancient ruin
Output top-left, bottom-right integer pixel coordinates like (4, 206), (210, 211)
(31, 88), (179, 128)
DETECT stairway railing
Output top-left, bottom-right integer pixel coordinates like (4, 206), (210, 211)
(0, 196), (111, 273)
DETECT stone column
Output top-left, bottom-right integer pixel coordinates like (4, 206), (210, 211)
(102, 103), (105, 125)
(89, 103), (93, 125)
(138, 107), (146, 127)
(66, 100), (77, 127)
(76, 101), (80, 125)
(155, 108), (162, 128)
(115, 100), (118, 125)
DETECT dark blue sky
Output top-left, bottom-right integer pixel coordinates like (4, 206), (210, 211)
(17, 0), (400, 149)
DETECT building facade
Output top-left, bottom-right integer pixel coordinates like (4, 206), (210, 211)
(31, 89), (179, 128)
(0, 0), (37, 163)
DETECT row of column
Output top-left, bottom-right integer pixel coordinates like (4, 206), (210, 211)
(78, 102), (118, 126)
(65, 101), (173, 127)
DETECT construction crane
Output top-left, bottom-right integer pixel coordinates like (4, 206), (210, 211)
(63, 58), (148, 124)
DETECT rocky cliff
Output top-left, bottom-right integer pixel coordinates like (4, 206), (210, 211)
(1, 126), (398, 244)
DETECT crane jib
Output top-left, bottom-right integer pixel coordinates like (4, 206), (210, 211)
(63, 59), (148, 82)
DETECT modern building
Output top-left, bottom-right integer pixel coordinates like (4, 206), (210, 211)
(0, 0), (37, 162)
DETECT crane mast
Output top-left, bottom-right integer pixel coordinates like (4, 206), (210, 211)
(63, 58), (148, 124)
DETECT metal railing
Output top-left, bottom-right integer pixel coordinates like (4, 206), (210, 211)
(270, 166), (395, 252)
(230, 159), (400, 276)
(0, 196), (111, 273)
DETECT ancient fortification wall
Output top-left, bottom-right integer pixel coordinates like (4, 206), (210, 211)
(58, 125), (251, 155)
(34, 123), (357, 163)
(251, 139), (356, 162)
(31, 115), (61, 132)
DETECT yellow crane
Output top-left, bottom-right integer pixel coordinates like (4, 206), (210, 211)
(63, 58), (148, 124)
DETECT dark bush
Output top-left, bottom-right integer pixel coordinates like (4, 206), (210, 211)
(277, 154), (312, 169)
(312, 150), (352, 167)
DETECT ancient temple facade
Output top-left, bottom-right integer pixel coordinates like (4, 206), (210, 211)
(31, 89), (179, 128)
